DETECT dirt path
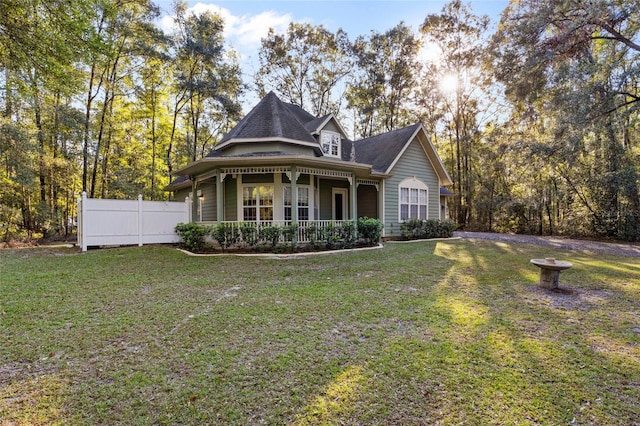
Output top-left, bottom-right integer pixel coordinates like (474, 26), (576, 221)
(454, 231), (640, 258)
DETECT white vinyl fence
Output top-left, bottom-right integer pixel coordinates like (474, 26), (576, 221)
(77, 192), (190, 252)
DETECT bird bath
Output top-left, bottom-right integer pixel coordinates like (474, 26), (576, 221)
(530, 258), (573, 289)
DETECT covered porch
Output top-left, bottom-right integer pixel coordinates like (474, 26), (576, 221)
(171, 158), (385, 238)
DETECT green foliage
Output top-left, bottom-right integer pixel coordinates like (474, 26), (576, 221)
(303, 221), (320, 248)
(172, 4), (244, 162)
(259, 225), (281, 248)
(347, 22), (422, 137)
(211, 223), (240, 251)
(255, 22), (352, 116)
(400, 218), (457, 240)
(322, 222), (340, 248)
(420, 1), (490, 228)
(487, 0), (640, 242)
(3, 0), (639, 246)
(175, 222), (208, 252)
(339, 220), (357, 248)
(358, 217), (383, 244)
(281, 223), (299, 247)
(238, 222), (259, 247)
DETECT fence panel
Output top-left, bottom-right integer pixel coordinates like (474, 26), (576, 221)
(78, 193), (190, 251)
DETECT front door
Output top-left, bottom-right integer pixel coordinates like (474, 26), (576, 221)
(332, 188), (348, 221)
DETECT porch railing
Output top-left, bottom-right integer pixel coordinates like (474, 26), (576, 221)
(205, 220), (349, 244)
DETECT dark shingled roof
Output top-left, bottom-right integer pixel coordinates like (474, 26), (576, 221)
(283, 102), (317, 127)
(304, 114), (331, 134)
(353, 123), (421, 173)
(217, 91), (317, 146)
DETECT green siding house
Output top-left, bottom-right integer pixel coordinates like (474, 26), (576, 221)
(167, 92), (453, 238)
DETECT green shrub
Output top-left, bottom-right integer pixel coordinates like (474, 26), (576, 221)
(281, 224), (299, 252)
(357, 217), (383, 245)
(339, 221), (357, 248)
(439, 219), (458, 238)
(259, 225), (281, 248)
(175, 222), (208, 252)
(323, 222), (341, 248)
(400, 218), (457, 240)
(282, 224), (299, 242)
(239, 222), (259, 247)
(304, 222), (320, 248)
(212, 223), (240, 251)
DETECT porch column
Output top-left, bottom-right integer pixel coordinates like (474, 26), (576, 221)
(191, 177), (198, 222)
(378, 180), (384, 230)
(351, 172), (358, 226)
(291, 165), (298, 224)
(291, 166), (298, 245)
(216, 169), (224, 222)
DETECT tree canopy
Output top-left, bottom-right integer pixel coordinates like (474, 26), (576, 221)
(1, 0), (639, 242)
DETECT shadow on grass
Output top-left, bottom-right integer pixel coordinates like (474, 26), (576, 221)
(1, 242), (639, 424)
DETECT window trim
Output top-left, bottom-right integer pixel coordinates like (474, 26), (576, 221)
(398, 178), (428, 222)
(320, 130), (341, 158)
(283, 185), (311, 221)
(241, 184), (274, 222)
(332, 187), (349, 221)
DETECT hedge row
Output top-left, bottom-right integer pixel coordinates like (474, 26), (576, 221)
(175, 217), (382, 253)
(399, 218), (457, 240)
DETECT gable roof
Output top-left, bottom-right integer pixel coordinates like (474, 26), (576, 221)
(354, 123), (453, 186)
(170, 92), (451, 188)
(353, 124), (421, 172)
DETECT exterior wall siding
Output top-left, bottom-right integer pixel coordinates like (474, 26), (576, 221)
(224, 176), (237, 221)
(173, 188), (191, 204)
(384, 138), (441, 237)
(318, 178), (349, 220)
(200, 182), (217, 221)
(322, 121), (341, 134)
(242, 173), (273, 184)
(224, 143), (316, 157)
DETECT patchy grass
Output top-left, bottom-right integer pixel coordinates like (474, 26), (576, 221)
(1, 240), (639, 425)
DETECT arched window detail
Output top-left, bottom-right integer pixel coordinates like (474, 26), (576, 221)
(399, 177), (428, 221)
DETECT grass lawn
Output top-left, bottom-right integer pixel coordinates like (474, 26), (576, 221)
(1, 239), (639, 425)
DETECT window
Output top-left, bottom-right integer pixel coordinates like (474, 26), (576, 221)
(284, 186), (310, 221)
(243, 185), (273, 222)
(399, 178), (428, 221)
(321, 131), (341, 157)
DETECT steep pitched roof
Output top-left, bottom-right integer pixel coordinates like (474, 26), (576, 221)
(213, 91), (317, 155)
(171, 92), (451, 187)
(353, 124), (422, 173)
(353, 123), (452, 186)
(283, 102), (317, 127)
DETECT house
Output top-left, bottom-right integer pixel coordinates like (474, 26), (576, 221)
(167, 91), (453, 239)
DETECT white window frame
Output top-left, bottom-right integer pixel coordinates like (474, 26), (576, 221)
(398, 178), (428, 222)
(321, 130), (341, 158)
(283, 185), (312, 221)
(242, 184), (274, 222)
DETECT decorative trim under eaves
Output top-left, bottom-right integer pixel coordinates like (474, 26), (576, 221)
(220, 166), (291, 181)
(298, 167), (352, 180)
(357, 179), (379, 190)
(217, 165), (358, 183)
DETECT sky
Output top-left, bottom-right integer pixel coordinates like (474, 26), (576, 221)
(153, 0), (511, 109)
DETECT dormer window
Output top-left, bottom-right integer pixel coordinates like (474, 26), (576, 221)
(321, 131), (341, 158)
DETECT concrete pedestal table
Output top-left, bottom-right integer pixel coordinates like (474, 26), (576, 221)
(530, 258), (573, 289)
